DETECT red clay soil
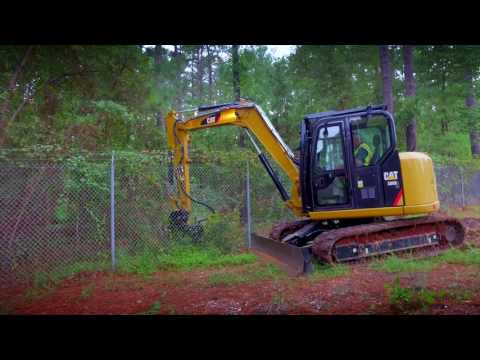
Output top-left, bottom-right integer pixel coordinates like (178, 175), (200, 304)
(3, 217), (480, 315)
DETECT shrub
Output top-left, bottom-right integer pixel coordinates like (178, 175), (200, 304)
(201, 211), (245, 254)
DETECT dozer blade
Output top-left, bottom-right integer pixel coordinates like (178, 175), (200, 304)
(251, 233), (313, 276)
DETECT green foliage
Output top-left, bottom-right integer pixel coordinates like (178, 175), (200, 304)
(139, 301), (162, 315)
(437, 247), (480, 266)
(385, 277), (438, 312)
(202, 211), (244, 254)
(79, 284), (95, 300)
(2, 44), (480, 161)
(26, 259), (109, 299)
(384, 277), (473, 314)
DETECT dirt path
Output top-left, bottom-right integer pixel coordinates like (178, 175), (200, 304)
(3, 217), (480, 315)
(7, 263), (480, 315)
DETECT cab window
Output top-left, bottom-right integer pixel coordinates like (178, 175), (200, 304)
(313, 124), (349, 206)
(315, 124), (344, 172)
(350, 114), (392, 167)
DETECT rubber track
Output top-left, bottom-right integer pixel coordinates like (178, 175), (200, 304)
(269, 219), (311, 241)
(311, 213), (465, 263)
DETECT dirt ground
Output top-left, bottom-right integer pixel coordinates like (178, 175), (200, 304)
(2, 216), (480, 315)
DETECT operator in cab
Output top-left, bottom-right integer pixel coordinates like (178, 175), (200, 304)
(353, 133), (373, 167)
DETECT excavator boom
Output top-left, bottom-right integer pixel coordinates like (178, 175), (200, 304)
(165, 101), (303, 215)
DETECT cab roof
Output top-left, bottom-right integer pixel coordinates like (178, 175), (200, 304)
(304, 104), (387, 120)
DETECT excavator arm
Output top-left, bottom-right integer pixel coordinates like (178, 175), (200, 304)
(165, 101), (304, 218)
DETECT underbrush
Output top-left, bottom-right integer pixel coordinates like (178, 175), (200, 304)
(26, 260), (110, 299)
(385, 277), (473, 314)
(370, 246), (480, 274)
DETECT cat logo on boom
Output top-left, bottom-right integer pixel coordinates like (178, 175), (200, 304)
(201, 113), (220, 126)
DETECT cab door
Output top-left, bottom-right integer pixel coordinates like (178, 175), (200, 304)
(310, 120), (352, 210)
(348, 112), (397, 208)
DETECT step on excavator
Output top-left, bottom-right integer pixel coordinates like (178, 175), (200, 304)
(165, 100), (465, 274)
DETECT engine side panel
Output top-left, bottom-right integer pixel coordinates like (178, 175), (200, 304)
(399, 152), (440, 215)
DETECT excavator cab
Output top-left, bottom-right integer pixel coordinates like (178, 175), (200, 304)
(300, 105), (404, 215)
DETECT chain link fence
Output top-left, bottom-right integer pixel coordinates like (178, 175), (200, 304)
(1, 151), (480, 289)
(0, 159), (111, 287)
(435, 166), (480, 208)
(0, 152), (247, 288)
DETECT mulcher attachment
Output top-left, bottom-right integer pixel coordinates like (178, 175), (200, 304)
(168, 209), (204, 240)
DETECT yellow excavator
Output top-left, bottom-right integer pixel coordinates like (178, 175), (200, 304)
(165, 100), (465, 274)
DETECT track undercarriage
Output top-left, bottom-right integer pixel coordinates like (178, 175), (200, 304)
(251, 214), (465, 275)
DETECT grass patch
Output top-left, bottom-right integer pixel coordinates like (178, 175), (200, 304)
(370, 246), (480, 274)
(385, 277), (475, 314)
(207, 263), (285, 287)
(138, 301), (161, 315)
(79, 284), (95, 300)
(385, 278), (436, 313)
(310, 263), (351, 280)
(117, 245), (257, 277)
(0, 302), (14, 315)
(369, 254), (437, 273)
(437, 247), (480, 266)
(25, 260), (110, 300)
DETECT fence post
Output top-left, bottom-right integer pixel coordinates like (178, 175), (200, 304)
(110, 151), (116, 270)
(245, 159), (252, 249)
(460, 166), (465, 208)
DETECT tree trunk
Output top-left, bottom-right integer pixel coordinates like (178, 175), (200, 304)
(0, 46), (33, 147)
(232, 45), (241, 101)
(232, 45), (248, 225)
(196, 46), (204, 103)
(232, 45), (243, 147)
(465, 68), (480, 157)
(373, 65), (383, 104)
(154, 45), (165, 129)
(441, 68), (448, 134)
(207, 45), (213, 103)
(379, 46), (394, 114)
(403, 45), (417, 151)
(172, 46), (185, 111)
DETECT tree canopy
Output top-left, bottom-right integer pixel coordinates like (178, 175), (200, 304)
(1, 45), (479, 161)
